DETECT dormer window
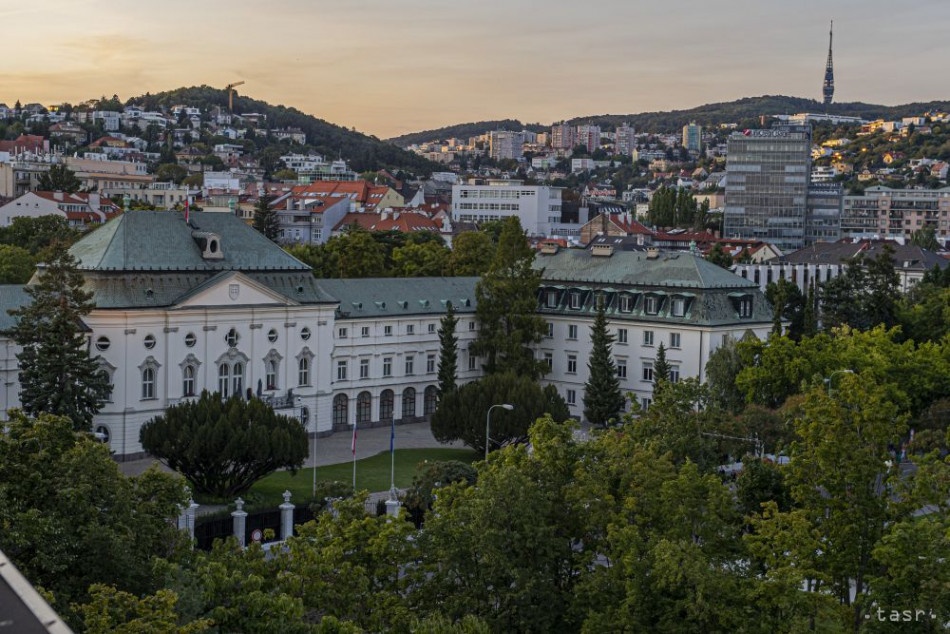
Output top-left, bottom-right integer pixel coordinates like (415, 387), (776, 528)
(192, 230), (224, 260)
(569, 292), (581, 310)
(671, 297), (686, 318)
(739, 297), (753, 318)
(545, 290), (558, 308)
(619, 294), (634, 313)
(644, 296), (659, 315)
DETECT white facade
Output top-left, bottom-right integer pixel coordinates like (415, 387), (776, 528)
(452, 180), (563, 236)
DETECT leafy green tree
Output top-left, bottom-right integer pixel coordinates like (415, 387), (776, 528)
(448, 230), (494, 276)
(0, 244), (35, 283)
(403, 459), (477, 527)
(140, 391), (308, 497)
(735, 458), (791, 517)
(391, 240), (450, 276)
(430, 372), (569, 455)
(0, 215), (78, 255)
(820, 247), (900, 331)
(0, 411), (189, 628)
(155, 163), (188, 184)
(6, 248), (112, 430)
(470, 216), (547, 378)
(79, 584), (212, 634)
(764, 278), (805, 338)
(583, 296), (624, 427)
(910, 225), (940, 250)
(272, 168), (298, 181)
(436, 301), (458, 398)
(252, 193), (280, 242)
(324, 227), (387, 278)
(704, 335), (747, 413)
(705, 243), (733, 269)
(37, 163), (82, 193)
(629, 378), (719, 470)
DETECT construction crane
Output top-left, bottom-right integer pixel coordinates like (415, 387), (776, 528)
(225, 81), (245, 113)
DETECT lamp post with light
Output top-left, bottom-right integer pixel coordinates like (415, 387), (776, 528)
(485, 403), (514, 461)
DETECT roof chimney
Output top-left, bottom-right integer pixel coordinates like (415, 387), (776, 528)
(646, 247), (660, 259)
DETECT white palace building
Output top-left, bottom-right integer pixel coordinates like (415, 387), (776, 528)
(0, 212), (772, 460)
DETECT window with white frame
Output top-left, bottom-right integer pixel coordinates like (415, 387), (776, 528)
(544, 352), (553, 371)
(263, 350), (281, 390)
(405, 356), (415, 375)
(670, 332), (681, 349)
(469, 321), (476, 331)
(428, 323), (436, 334)
(643, 330), (654, 346)
(546, 290), (558, 308)
(644, 296), (659, 315)
(468, 354), (477, 371)
(640, 397), (652, 411)
(379, 390), (394, 421)
(298, 357), (310, 386)
(426, 354), (436, 373)
(619, 294), (634, 312)
(568, 325), (578, 340)
(182, 364), (196, 397)
(407, 324), (415, 335)
(566, 389), (576, 406)
(617, 328), (628, 344)
(140, 357), (160, 400)
(383, 357), (392, 377)
(739, 297), (753, 318)
(336, 360), (347, 381)
(333, 393), (348, 426)
(360, 358), (370, 379)
(642, 361), (654, 383)
(671, 297), (686, 317)
(569, 292), (581, 309)
(617, 359), (627, 379)
(547, 322), (554, 338)
(225, 328), (239, 347)
(402, 387), (416, 419)
(219, 364), (232, 397)
(670, 365), (680, 384)
(232, 362), (244, 396)
(384, 325), (393, 336)
(567, 354), (577, 374)
(338, 327), (348, 339)
(361, 326), (370, 338)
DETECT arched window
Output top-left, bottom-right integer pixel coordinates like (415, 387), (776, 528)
(333, 394), (349, 427)
(356, 391), (372, 424)
(218, 363), (231, 398)
(232, 362), (244, 397)
(266, 360), (278, 391)
(298, 357), (310, 386)
(142, 367), (155, 400)
(182, 365), (196, 397)
(402, 387), (416, 420)
(424, 385), (438, 415)
(379, 389), (394, 422)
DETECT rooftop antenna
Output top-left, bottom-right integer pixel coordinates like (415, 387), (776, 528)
(822, 21), (835, 107)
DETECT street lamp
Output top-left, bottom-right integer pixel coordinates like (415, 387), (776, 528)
(824, 369), (854, 396)
(296, 397), (316, 499)
(485, 403), (515, 461)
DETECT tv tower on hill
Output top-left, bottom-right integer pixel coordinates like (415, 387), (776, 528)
(822, 21), (835, 106)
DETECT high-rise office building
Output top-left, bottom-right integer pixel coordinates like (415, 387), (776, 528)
(682, 121), (702, 154)
(723, 126), (812, 252)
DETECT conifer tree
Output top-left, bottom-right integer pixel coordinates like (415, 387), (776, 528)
(583, 296), (624, 427)
(436, 301), (458, 398)
(6, 248), (111, 431)
(653, 342), (671, 385)
(470, 217), (547, 379)
(252, 193), (280, 242)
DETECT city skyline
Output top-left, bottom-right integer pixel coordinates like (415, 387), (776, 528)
(3, 1), (950, 138)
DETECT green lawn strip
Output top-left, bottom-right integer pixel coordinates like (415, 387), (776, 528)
(250, 447), (477, 507)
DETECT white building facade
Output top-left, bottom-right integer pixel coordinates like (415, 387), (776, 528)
(451, 179), (563, 236)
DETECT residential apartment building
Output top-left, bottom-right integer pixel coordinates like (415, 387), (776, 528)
(550, 123), (575, 150)
(723, 126), (812, 251)
(0, 212), (773, 459)
(451, 179), (563, 236)
(488, 131), (524, 161)
(0, 191), (121, 229)
(841, 186), (950, 242)
(682, 122), (702, 154)
(576, 125), (601, 154)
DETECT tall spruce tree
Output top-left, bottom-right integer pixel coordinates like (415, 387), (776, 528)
(436, 301), (458, 398)
(653, 342), (671, 385)
(470, 216), (547, 379)
(583, 296), (624, 427)
(6, 248), (111, 431)
(252, 193), (280, 242)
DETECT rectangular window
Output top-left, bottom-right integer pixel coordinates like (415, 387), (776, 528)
(642, 361), (654, 383)
(469, 321), (476, 331)
(569, 292), (581, 309)
(671, 297), (686, 317)
(405, 356), (415, 375)
(469, 354), (477, 371)
(640, 397), (651, 411)
(566, 389), (576, 406)
(644, 296), (658, 315)
(382, 357), (392, 377)
(568, 325), (578, 340)
(428, 323), (436, 334)
(338, 327), (348, 339)
(544, 352), (553, 371)
(336, 360), (347, 381)
(426, 354), (436, 373)
(670, 365), (680, 384)
(620, 295), (633, 312)
(567, 354), (577, 374)
(361, 326), (370, 338)
(359, 358), (370, 379)
(407, 324), (415, 335)
(643, 330), (654, 346)
(617, 328), (628, 344)
(546, 291), (558, 308)
(384, 325), (393, 336)
(740, 298), (753, 318)
(617, 359), (627, 379)
(670, 332), (681, 349)
(547, 322), (554, 338)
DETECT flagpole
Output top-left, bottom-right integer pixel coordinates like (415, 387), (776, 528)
(351, 421), (357, 491)
(389, 416), (396, 496)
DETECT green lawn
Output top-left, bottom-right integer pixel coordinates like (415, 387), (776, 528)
(250, 447), (478, 506)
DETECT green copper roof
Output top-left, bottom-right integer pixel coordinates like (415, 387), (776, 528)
(317, 277), (479, 318)
(70, 211), (310, 272)
(535, 248), (758, 290)
(0, 285), (29, 331)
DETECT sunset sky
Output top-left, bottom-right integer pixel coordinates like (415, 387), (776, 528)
(4, 1), (949, 138)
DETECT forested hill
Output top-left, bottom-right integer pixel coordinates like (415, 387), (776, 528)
(386, 119), (548, 147)
(128, 85), (442, 175)
(387, 95), (950, 143)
